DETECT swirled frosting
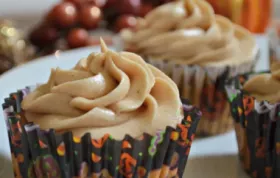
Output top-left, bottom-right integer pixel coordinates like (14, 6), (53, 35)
(243, 63), (280, 103)
(121, 0), (257, 66)
(21, 40), (183, 139)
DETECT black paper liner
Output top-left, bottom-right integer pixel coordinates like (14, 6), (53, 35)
(225, 72), (280, 178)
(2, 87), (201, 178)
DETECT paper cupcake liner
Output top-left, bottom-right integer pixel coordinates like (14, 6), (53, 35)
(268, 27), (280, 67)
(225, 72), (280, 178)
(2, 87), (201, 178)
(145, 54), (259, 137)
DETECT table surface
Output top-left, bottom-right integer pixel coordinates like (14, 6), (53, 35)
(0, 35), (269, 178)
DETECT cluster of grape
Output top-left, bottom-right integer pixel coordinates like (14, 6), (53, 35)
(29, 0), (175, 54)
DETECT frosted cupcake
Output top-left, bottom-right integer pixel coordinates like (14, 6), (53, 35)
(120, 0), (258, 136)
(268, 25), (280, 69)
(3, 39), (201, 178)
(226, 65), (280, 178)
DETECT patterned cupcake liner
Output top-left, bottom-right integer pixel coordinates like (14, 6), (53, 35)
(268, 27), (280, 67)
(225, 72), (280, 178)
(145, 53), (259, 137)
(2, 87), (201, 178)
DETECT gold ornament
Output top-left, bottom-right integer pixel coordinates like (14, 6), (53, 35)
(0, 19), (34, 66)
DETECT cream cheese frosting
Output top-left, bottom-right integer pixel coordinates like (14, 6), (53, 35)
(243, 63), (280, 103)
(121, 0), (257, 66)
(21, 39), (183, 139)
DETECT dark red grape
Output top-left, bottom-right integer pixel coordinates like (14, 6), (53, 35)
(29, 25), (59, 47)
(79, 5), (102, 29)
(51, 2), (78, 28)
(117, 0), (141, 15)
(114, 15), (137, 32)
(139, 3), (154, 17)
(103, 0), (117, 8)
(67, 28), (89, 48)
(93, 0), (107, 8)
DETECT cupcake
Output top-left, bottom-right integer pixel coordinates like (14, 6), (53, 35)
(2, 39), (201, 178)
(120, 0), (258, 136)
(268, 23), (280, 68)
(225, 67), (280, 178)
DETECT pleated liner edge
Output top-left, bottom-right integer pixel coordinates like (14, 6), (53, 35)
(2, 87), (201, 178)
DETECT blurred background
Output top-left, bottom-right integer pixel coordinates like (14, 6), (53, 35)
(1, 0), (278, 32)
(0, 0), (279, 75)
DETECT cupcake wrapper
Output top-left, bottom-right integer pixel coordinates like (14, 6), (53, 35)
(2, 87), (201, 178)
(225, 72), (280, 178)
(145, 54), (259, 136)
(268, 28), (280, 66)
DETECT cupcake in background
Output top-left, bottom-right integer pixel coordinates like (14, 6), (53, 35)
(3, 39), (201, 177)
(120, 0), (258, 136)
(268, 20), (280, 69)
(225, 67), (280, 178)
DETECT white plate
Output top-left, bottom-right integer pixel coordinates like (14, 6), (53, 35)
(0, 35), (269, 178)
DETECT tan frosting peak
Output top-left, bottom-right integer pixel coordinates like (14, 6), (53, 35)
(21, 39), (183, 139)
(121, 0), (257, 66)
(243, 64), (280, 103)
